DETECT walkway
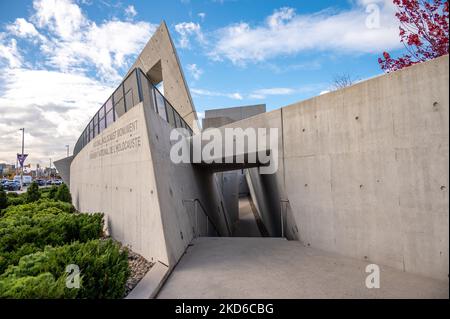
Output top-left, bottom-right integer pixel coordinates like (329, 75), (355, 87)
(157, 237), (448, 299)
(232, 197), (261, 237)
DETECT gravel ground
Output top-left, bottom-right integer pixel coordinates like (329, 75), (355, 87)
(124, 249), (153, 296)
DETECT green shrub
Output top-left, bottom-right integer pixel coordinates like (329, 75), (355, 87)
(6, 192), (19, 198)
(5, 196), (25, 208)
(0, 201), (102, 273)
(46, 186), (58, 200)
(55, 184), (71, 203)
(0, 272), (74, 299)
(40, 187), (51, 193)
(0, 186), (7, 210)
(0, 239), (129, 298)
(26, 181), (41, 203)
(3, 192), (27, 209)
(2, 199), (75, 217)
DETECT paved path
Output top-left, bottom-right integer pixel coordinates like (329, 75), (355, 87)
(157, 237), (448, 299)
(232, 197), (261, 237)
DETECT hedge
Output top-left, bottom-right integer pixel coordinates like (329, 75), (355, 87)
(0, 200), (102, 273)
(0, 239), (129, 298)
(1, 199), (75, 217)
(0, 187), (6, 210)
(5, 197), (26, 207)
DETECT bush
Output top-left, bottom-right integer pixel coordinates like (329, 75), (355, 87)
(0, 239), (129, 298)
(0, 200), (102, 273)
(0, 186), (7, 210)
(3, 192), (27, 209)
(46, 186), (58, 200)
(5, 196), (25, 208)
(6, 192), (19, 198)
(26, 182), (40, 203)
(2, 199), (75, 217)
(55, 184), (71, 203)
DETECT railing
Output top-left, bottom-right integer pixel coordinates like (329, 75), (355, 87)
(280, 198), (289, 238)
(73, 68), (194, 157)
(182, 198), (220, 237)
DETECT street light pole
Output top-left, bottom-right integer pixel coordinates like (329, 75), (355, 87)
(65, 144), (70, 157)
(19, 128), (24, 189)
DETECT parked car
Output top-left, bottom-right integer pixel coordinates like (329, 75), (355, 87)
(35, 179), (47, 186)
(4, 180), (21, 191)
(53, 179), (63, 185)
(13, 175), (32, 186)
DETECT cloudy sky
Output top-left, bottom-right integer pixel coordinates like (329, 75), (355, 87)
(0, 0), (405, 167)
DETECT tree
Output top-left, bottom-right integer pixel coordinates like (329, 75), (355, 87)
(379, 0), (449, 72)
(332, 73), (354, 90)
(55, 184), (72, 203)
(26, 181), (41, 203)
(0, 186), (7, 210)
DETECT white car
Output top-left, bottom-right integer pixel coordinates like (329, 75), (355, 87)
(13, 175), (32, 186)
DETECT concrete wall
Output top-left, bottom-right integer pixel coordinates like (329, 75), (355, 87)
(126, 22), (200, 133)
(70, 100), (235, 267)
(222, 55), (449, 280)
(142, 102), (234, 266)
(54, 155), (73, 186)
(202, 105), (266, 131)
(204, 104), (266, 123)
(68, 21), (234, 269)
(70, 103), (169, 265)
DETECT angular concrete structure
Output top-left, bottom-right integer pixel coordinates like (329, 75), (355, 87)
(56, 21), (448, 297)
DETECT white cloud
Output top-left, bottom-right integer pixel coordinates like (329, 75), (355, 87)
(209, 2), (400, 65)
(266, 7), (295, 28)
(174, 22), (204, 49)
(191, 88), (243, 100)
(25, 0), (157, 81)
(0, 36), (22, 68)
(32, 0), (87, 41)
(186, 63), (203, 80)
(248, 87), (306, 99)
(6, 18), (40, 38)
(198, 12), (206, 21)
(125, 5), (137, 20)
(0, 67), (113, 165)
(0, 0), (158, 165)
(253, 88), (294, 95)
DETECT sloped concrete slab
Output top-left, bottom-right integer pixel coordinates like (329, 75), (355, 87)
(126, 261), (169, 299)
(157, 237), (449, 299)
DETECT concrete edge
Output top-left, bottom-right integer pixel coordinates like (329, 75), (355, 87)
(125, 260), (170, 299)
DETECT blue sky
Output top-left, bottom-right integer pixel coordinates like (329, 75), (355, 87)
(0, 0), (405, 166)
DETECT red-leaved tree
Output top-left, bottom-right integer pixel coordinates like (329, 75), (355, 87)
(378, 0), (449, 72)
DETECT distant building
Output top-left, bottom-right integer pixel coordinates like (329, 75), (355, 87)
(0, 163), (16, 177)
(202, 104), (266, 129)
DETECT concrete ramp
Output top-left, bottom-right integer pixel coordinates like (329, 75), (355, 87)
(157, 237), (448, 299)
